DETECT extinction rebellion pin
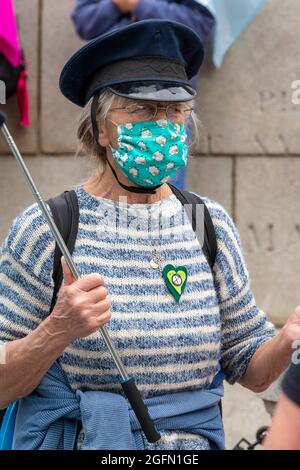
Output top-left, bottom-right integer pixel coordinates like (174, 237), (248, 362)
(162, 264), (188, 303)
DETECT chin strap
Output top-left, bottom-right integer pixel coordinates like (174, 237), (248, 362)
(91, 95), (162, 195)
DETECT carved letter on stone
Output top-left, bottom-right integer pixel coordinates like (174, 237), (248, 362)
(259, 90), (276, 112)
(246, 223), (274, 253)
(207, 133), (224, 154)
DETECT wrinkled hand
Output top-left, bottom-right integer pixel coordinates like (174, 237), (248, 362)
(112, 0), (139, 14)
(280, 306), (300, 348)
(50, 256), (112, 342)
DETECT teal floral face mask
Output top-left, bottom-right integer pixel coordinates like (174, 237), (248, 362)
(109, 118), (188, 187)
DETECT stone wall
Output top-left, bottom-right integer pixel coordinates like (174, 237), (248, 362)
(1, 0), (299, 445)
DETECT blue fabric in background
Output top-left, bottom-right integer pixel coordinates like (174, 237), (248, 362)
(8, 361), (225, 450)
(0, 402), (18, 450)
(195, 0), (266, 67)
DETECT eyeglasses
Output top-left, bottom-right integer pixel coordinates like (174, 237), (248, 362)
(109, 103), (194, 123)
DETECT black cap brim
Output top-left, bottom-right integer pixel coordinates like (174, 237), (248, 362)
(108, 82), (196, 102)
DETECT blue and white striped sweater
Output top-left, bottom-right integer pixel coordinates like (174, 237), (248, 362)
(0, 185), (275, 449)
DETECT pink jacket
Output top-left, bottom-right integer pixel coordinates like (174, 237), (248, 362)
(0, 0), (21, 66)
(0, 0), (30, 127)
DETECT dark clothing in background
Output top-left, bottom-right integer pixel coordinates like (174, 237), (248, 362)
(71, 1), (214, 45)
(71, 0), (214, 90)
(282, 361), (300, 407)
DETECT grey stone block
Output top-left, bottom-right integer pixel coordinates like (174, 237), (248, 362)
(223, 383), (271, 450)
(0, 0), (39, 154)
(186, 156), (233, 215)
(41, 0), (83, 153)
(236, 157), (300, 325)
(195, 0), (300, 155)
(0, 155), (89, 244)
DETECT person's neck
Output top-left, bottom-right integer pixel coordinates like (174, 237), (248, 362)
(83, 161), (173, 204)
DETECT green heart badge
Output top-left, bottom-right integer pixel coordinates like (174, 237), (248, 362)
(162, 264), (188, 303)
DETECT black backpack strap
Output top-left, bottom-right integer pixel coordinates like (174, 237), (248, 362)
(168, 183), (217, 270)
(46, 190), (79, 314)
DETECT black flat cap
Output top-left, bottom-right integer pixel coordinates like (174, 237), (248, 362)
(59, 19), (205, 107)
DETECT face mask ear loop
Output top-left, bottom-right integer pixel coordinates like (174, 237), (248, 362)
(90, 95), (162, 195)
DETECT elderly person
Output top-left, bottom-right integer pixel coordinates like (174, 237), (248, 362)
(70, 0), (215, 190)
(1, 20), (300, 451)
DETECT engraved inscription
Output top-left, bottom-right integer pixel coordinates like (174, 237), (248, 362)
(246, 223), (274, 253)
(207, 133), (224, 153)
(259, 90), (300, 112)
(253, 133), (290, 154)
(245, 223), (300, 253)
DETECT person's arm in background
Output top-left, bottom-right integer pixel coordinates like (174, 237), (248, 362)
(263, 394), (300, 449)
(264, 361), (300, 449)
(71, 0), (132, 40)
(71, 0), (215, 43)
(131, 0), (215, 43)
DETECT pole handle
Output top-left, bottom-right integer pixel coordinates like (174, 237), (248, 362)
(122, 378), (161, 443)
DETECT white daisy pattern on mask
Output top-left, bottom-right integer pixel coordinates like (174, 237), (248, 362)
(138, 142), (147, 151)
(148, 166), (160, 177)
(167, 162), (175, 169)
(120, 153), (128, 163)
(129, 168), (138, 177)
(169, 145), (179, 155)
(123, 143), (133, 151)
(152, 151), (164, 161)
(141, 129), (152, 138)
(135, 156), (146, 165)
(155, 136), (167, 146)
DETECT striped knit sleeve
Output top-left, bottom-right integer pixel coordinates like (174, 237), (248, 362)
(0, 203), (55, 341)
(203, 198), (276, 384)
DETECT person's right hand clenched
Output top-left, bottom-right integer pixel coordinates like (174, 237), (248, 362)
(50, 256), (112, 342)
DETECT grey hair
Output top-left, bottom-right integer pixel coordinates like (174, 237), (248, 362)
(76, 89), (118, 178)
(189, 108), (201, 150)
(76, 89), (201, 179)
